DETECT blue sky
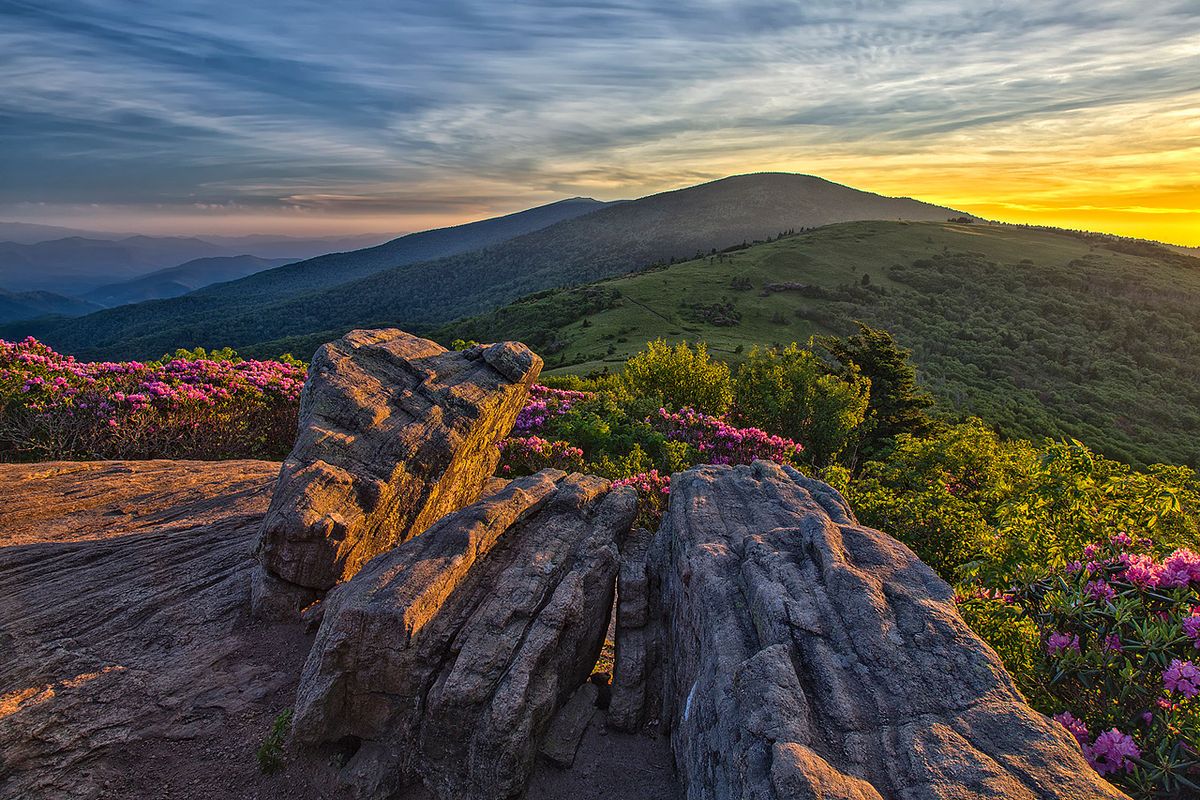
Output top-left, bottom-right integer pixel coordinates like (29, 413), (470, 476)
(1, 0), (1198, 241)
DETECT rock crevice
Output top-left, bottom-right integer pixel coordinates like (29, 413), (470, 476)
(291, 470), (637, 800)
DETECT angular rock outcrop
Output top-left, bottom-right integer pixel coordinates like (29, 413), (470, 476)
(253, 328), (541, 617)
(635, 461), (1127, 800)
(292, 469), (637, 800)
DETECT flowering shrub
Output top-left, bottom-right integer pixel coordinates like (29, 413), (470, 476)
(0, 337), (304, 460)
(513, 384), (593, 433)
(497, 435), (584, 476)
(1013, 535), (1200, 797)
(649, 407), (802, 466)
(613, 470), (671, 529)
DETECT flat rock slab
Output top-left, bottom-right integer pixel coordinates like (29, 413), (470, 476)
(292, 470), (637, 800)
(254, 328), (541, 616)
(0, 460), (327, 800)
(541, 683), (599, 769)
(642, 461), (1128, 800)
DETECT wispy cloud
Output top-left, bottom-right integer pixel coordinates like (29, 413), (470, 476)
(0, 0), (1197, 240)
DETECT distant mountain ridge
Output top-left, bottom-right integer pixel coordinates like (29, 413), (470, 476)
(0, 288), (100, 324)
(84, 255), (295, 307)
(11, 174), (965, 359)
(0, 231), (392, 294)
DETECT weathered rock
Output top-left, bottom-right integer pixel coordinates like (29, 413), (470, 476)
(639, 461), (1128, 800)
(608, 527), (660, 732)
(0, 460), (326, 800)
(291, 470), (637, 800)
(252, 328), (541, 617)
(540, 682), (599, 769)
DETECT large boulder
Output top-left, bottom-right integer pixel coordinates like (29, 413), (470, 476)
(252, 328), (541, 617)
(630, 461), (1127, 800)
(291, 469), (637, 800)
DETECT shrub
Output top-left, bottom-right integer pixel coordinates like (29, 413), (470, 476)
(733, 343), (870, 466)
(0, 337), (304, 461)
(497, 436), (584, 475)
(620, 340), (732, 416)
(1012, 536), (1200, 797)
(256, 709), (293, 774)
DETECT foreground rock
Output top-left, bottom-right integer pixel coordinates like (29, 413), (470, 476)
(632, 461), (1126, 800)
(0, 460), (321, 800)
(292, 470), (636, 800)
(253, 329), (541, 617)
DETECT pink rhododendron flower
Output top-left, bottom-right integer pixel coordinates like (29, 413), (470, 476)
(1046, 632), (1080, 656)
(1083, 729), (1140, 775)
(1084, 579), (1115, 603)
(1052, 711), (1090, 746)
(1163, 659), (1200, 698)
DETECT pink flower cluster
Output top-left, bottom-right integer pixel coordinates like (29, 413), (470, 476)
(513, 384), (593, 433)
(0, 337), (304, 460)
(1046, 632), (1081, 656)
(613, 469), (671, 496)
(1054, 715), (1141, 775)
(1069, 536), (1200, 592)
(497, 435), (584, 474)
(650, 407), (801, 466)
(613, 470), (672, 528)
(1163, 658), (1200, 698)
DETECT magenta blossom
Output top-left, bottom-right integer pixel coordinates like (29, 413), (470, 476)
(1083, 729), (1140, 775)
(1052, 711), (1090, 747)
(1163, 658), (1200, 698)
(1046, 632), (1081, 656)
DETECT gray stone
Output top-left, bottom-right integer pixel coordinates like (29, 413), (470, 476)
(608, 527), (659, 732)
(541, 682), (599, 769)
(640, 460), (1128, 800)
(291, 470), (637, 800)
(252, 328), (540, 617)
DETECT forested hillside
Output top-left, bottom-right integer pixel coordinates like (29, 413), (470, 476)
(9, 174), (960, 359)
(438, 220), (1200, 468)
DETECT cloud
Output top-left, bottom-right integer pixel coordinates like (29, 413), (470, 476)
(0, 0), (1197, 240)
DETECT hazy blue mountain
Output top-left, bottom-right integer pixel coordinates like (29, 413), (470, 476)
(0, 222), (134, 244)
(0, 288), (100, 323)
(0, 236), (236, 292)
(0, 232), (391, 293)
(84, 255), (295, 307)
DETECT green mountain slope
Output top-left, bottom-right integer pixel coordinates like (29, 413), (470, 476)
(437, 220), (1200, 468)
(12, 174), (962, 360)
(5, 197), (611, 358)
(84, 254), (293, 307)
(0, 288), (100, 323)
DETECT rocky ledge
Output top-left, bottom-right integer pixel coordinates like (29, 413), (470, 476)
(253, 328), (541, 618)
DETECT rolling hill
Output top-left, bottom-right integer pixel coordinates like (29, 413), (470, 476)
(435, 220), (1200, 468)
(84, 255), (293, 307)
(12, 174), (964, 359)
(0, 289), (100, 323)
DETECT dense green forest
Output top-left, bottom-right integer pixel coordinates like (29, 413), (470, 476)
(438, 220), (1200, 468)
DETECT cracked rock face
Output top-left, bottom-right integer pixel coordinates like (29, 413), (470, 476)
(291, 469), (636, 800)
(252, 328), (540, 617)
(640, 461), (1127, 800)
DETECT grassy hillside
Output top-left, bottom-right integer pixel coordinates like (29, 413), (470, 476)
(12, 174), (963, 360)
(437, 220), (1200, 468)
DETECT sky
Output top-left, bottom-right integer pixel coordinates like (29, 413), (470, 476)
(1, 1), (1198, 244)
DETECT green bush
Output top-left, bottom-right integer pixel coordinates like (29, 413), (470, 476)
(733, 342), (870, 466)
(619, 340), (732, 415)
